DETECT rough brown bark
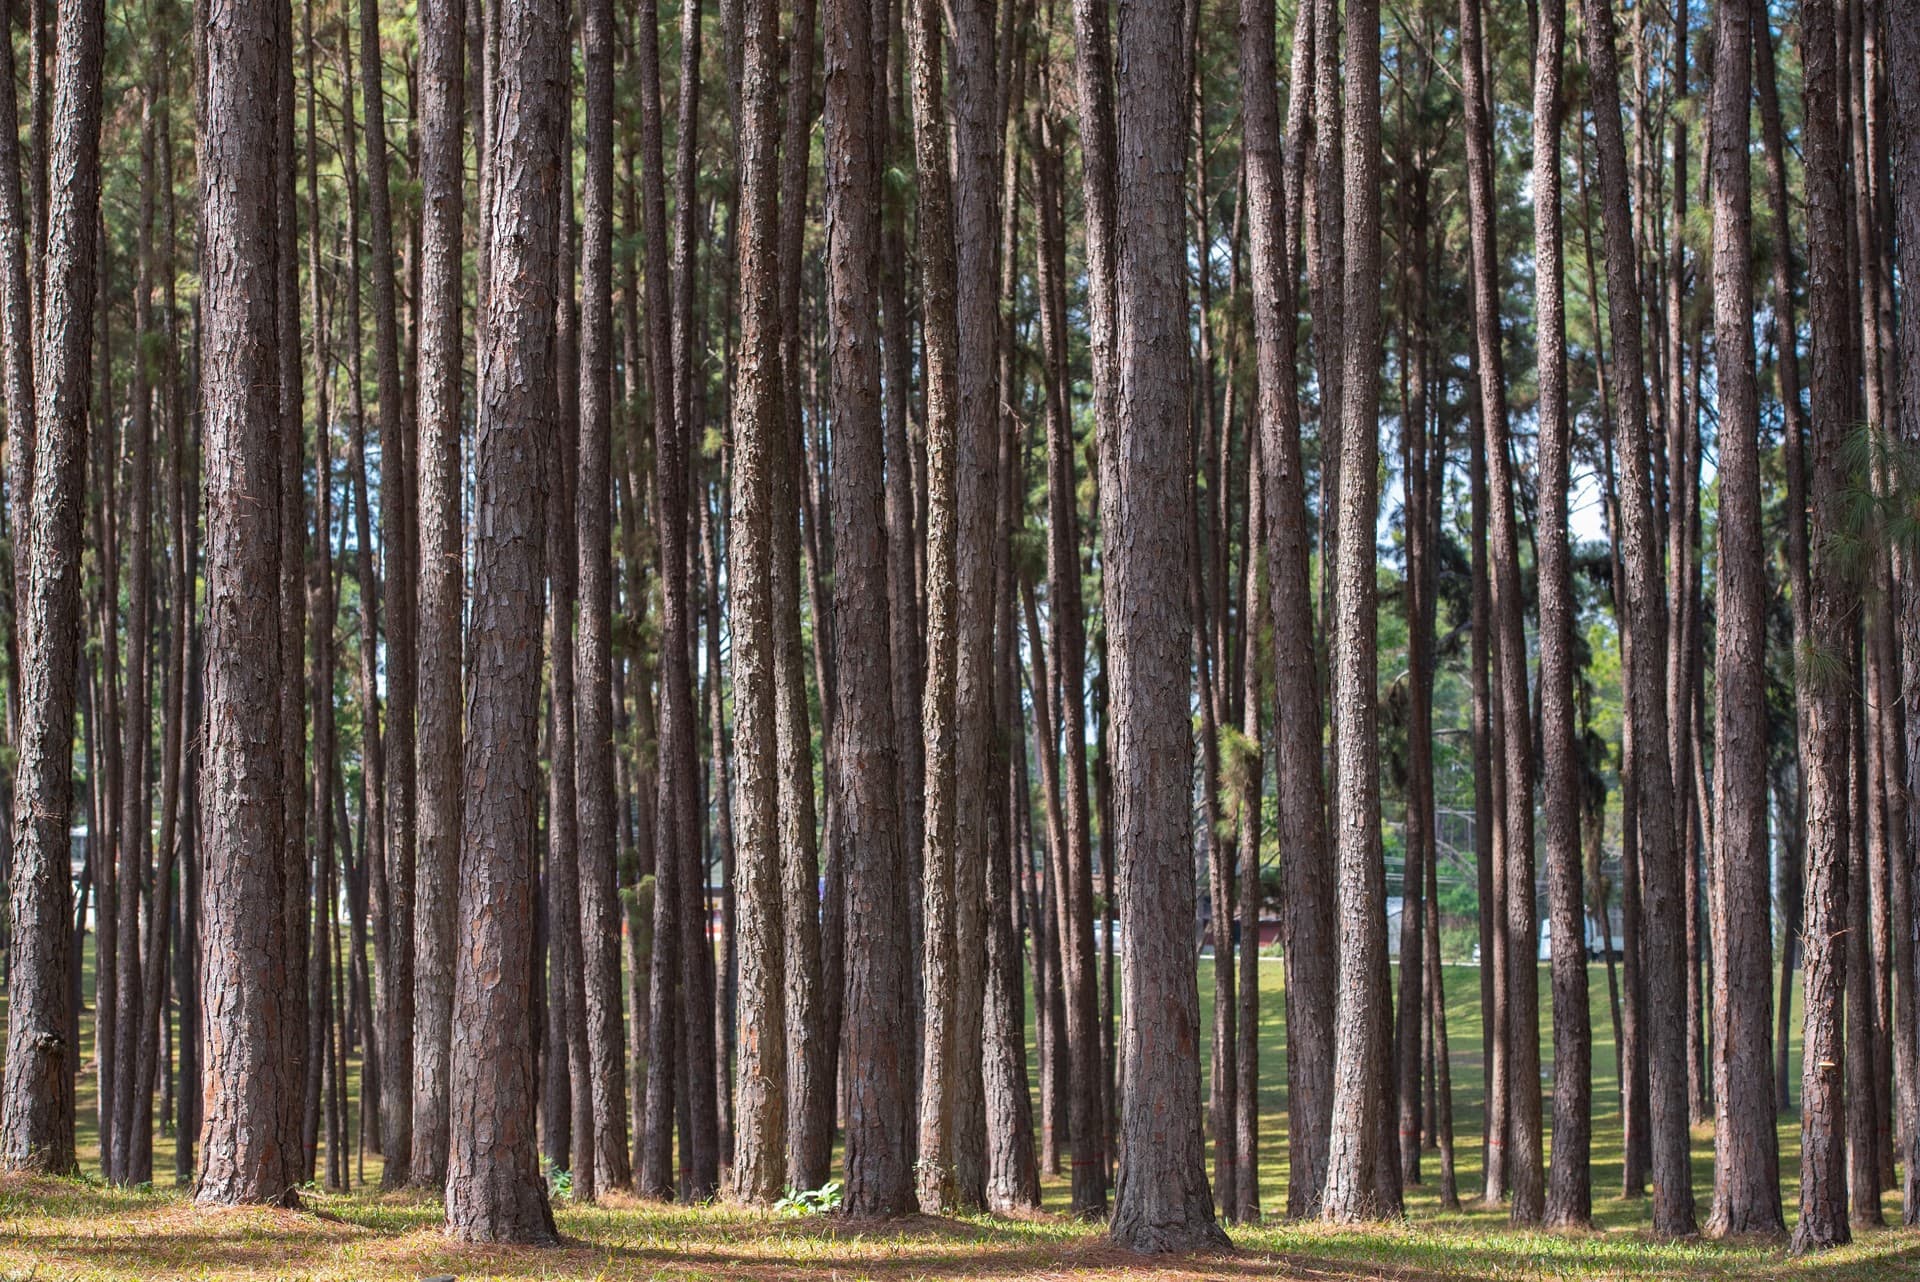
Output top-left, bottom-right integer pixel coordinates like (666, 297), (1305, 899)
(1320, 0), (1388, 1226)
(1890, 0), (1920, 1227)
(0, 0), (103, 1181)
(1457, 0), (1540, 1221)
(1789, 0), (1854, 1251)
(107, 18), (160, 1182)
(826, 0), (910, 1211)
(0, 0), (33, 612)
(1101, 0), (1224, 1251)
(908, 0), (963, 1210)
(1028, 105), (1107, 1217)
(575, 0), (634, 1196)
(273, 0), (311, 1189)
(1702, 0), (1783, 1239)
(359, 0), (415, 1187)
(195, 0), (296, 1208)
(442, 0), (563, 1244)
(727, 0), (790, 1201)
(1238, 0), (1330, 1220)
(1532, 0), (1589, 1229)
(408, 0), (464, 1192)
(1576, 0), (1695, 1237)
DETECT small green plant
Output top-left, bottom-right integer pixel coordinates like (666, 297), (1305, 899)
(773, 1179), (842, 1217)
(541, 1156), (575, 1201)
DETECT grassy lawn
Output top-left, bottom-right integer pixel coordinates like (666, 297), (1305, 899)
(3, 959), (1918, 1278)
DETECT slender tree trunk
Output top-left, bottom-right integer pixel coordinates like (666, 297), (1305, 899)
(108, 19), (160, 1182)
(1239, 0), (1331, 1219)
(276, 0), (312, 1192)
(1577, 0), (1695, 1236)
(358, 0), (416, 1186)
(1887, 0), (1920, 1226)
(1028, 108), (1107, 1218)
(1458, 0), (1541, 1221)
(0, 0), (34, 619)
(442, 0), (564, 1245)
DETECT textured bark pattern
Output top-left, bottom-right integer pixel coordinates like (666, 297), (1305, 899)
(945, 0), (1001, 1211)
(196, 0), (297, 1208)
(825, 0), (910, 1212)
(272, 0), (311, 1190)
(1237, 0), (1329, 1219)
(909, 0), (963, 1211)
(443, 0), (562, 1243)
(1533, 0), (1589, 1229)
(669, 0), (721, 1199)
(1890, 0), (1920, 1228)
(0, 0), (102, 1179)
(409, 0), (464, 1192)
(576, 0), (633, 1196)
(1032, 112), (1107, 1219)
(1789, 0), (1854, 1251)
(1704, 0), (1782, 1239)
(0, 0), (32, 606)
(359, 0), (416, 1187)
(1889, 0), (1920, 1228)
(1322, 0), (1390, 1224)
(728, 0), (791, 1201)
(1458, 0), (1541, 1221)
(1103, 0), (1224, 1252)
(1576, 0), (1694, 1237)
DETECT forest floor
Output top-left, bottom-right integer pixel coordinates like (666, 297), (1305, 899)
(4, 961), (1919, 1279)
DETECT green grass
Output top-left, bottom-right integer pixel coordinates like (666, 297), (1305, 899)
(2, 958), (1917, 1279)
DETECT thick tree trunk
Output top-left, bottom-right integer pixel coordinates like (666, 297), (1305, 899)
(908, 0), (964, 1211)
(408, 0), (464, 1193)
(1788, 0), (1856, 1251)
(727, 0), (790, 1201)
(1321, 0), (1387, 1223)
(0, 0), (103, 1180)
(575, 0), (634, 1197)
(1703, 0), (1784, 1238)
(825, 0), (911, 1209)
(442, 0), (563, 1244)
(1532, 0), (1589, 1229)
(1102, 0), (1224, 1251)
(766, 0), (831, 1196)
(196, 0), (296, 1208)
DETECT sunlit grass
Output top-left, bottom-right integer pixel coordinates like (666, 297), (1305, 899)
(1, 959), (1916, 1278)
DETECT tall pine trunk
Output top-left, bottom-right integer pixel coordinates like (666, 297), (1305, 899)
(442, 0), (565, 1245)
(195, 0), (295, 1207)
